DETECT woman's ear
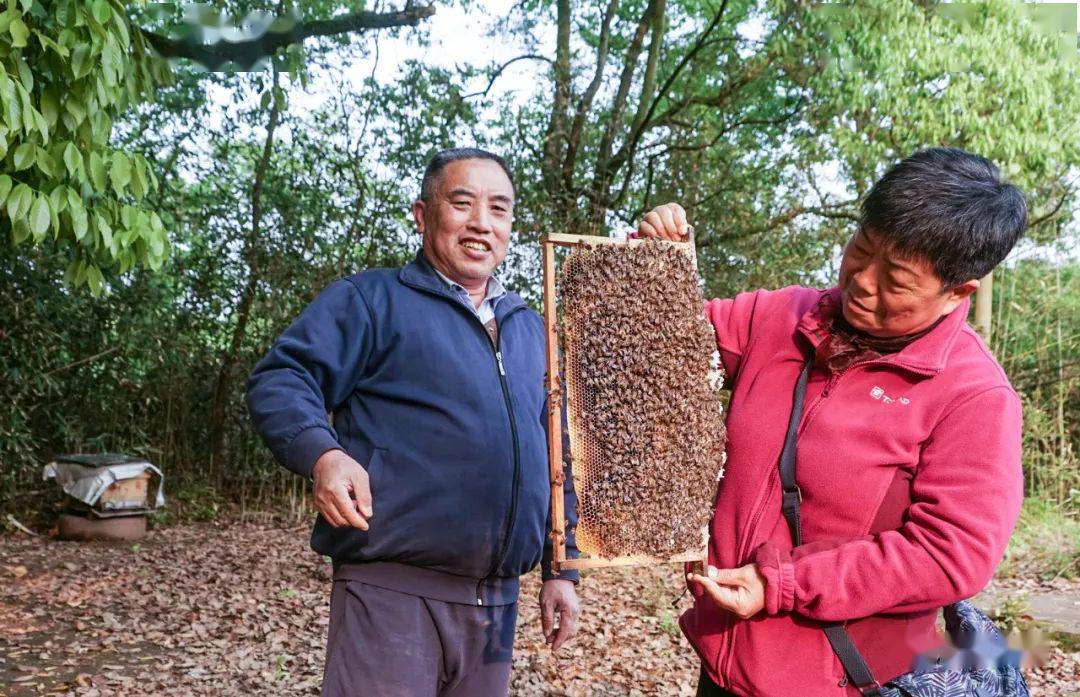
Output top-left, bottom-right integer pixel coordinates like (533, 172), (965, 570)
(943, 278), (980, 312)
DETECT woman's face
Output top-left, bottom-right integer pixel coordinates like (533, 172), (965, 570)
(838, 229), (979, 337)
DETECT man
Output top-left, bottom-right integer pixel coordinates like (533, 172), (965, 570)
(246, 148), (580, 697)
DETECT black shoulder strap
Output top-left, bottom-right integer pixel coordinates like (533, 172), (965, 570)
(779, 354), (882, 697)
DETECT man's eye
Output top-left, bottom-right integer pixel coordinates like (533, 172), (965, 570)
(452, 200), (470, 208)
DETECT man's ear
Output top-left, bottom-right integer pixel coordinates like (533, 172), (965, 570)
(944, 278), (980, 311)
(412, 200), (426, 235)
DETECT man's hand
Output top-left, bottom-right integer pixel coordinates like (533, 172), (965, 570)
(636, 202), (691, 241)
(312, 449), (373, 530)
(539, 579), (580, 651)
(687, 564), (766, 620)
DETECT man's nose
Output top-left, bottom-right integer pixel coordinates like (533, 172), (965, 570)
(467, 205), (493, 233)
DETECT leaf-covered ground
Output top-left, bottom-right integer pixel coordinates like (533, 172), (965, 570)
(0, 521), (1075, 696)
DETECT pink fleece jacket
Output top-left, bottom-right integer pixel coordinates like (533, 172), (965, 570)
(680, 286), (1023, 696)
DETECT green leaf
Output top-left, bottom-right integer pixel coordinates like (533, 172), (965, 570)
(260, 91), (272, 109)
(63, 142), (83, 178)
(49, 184), (67, 213)
(96, 213), (113, 251)
(32, 108), (47, 141)
(71, 45), (92, 79)
(39, 88), (59, 127)
(8, 183), (32, 220)
(13, 142), (34, 170)
(66, 188), (82, 216)
(0, 175), (12, 203)
(65, 96), (86, 126)
(69, 197), (88, 241)
(101, 39), (118, 86)
(36, 33), (69, 57)
(8, 18), (28, 48)
(11, 217), (30, 244)
(112, 7), (129, 48)
(110, 152), (131, 195)
(92, 0), (111, 24)
(89, 151), (107, 190)
(134, 156), (151, 196)
(29, 194), (50, 240)
(86, 263), (104, 296)
(34, 146), (54, 177)
(14, 57), (32, 93)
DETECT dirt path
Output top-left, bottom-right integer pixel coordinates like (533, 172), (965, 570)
(0, 522), (1076, 695)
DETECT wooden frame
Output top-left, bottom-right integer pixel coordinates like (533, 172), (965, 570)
(542, 232), (704, 571)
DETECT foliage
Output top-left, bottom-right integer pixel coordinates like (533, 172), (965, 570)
(1, 0), (1079, 541)
(992, 258), (1080, 505)
(1, 0), (170, 292)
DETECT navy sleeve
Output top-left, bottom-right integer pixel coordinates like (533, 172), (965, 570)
(245, 278), (375, 479)
(541, 386), (581, 584)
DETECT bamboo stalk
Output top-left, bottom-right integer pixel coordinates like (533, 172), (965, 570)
(543, 231), (694, 251)
(974, 270), (994, 341)
(560, 549), (705, 570)
(543, 239), (567, 568)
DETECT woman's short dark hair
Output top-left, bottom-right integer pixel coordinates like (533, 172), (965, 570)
(419, 148), (516, 203)
(860, 148), (1027, 287)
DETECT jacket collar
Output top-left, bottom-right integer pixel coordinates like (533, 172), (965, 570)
(796, 287), (970, 377)
(398, 249), (526, 319)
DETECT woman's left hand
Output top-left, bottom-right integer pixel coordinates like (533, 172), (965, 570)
(687, 563), (767, 619)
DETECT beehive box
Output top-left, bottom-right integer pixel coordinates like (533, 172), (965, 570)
(542, 233), (727, 569)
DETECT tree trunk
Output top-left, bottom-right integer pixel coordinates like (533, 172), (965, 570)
(974, 270), (994, 341)
(208, 73), (284, 481)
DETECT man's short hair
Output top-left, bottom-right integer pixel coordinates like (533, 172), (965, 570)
(861, 147), (1027, 287)
(419, 148), (516, 203)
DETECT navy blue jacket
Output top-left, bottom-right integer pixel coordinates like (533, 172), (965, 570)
(246, 251), (578, 593)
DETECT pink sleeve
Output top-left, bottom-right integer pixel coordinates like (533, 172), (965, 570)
(755, 386), (1023, 621)
(704, 290), (767, 382)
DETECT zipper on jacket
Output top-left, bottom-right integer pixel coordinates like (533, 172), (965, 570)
(394, 272), (532, 606)
(476, 314), (524, 606)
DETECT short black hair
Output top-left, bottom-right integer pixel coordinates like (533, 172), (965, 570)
(419, 148), (516, 203)
(860, 147), (1027, 287)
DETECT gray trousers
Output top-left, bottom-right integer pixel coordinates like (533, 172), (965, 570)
(321, 580), (518, 697)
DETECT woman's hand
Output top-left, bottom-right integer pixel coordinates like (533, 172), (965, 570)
(687, 563), (766, 619)
(636, 202), (691, 241)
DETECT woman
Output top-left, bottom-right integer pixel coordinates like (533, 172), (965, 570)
(636, 148), (1026, 696)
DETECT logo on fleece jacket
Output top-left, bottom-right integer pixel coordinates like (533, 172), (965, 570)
(870, 386), (910, 405)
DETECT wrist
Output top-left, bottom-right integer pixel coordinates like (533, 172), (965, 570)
(312, 448), (343, 479)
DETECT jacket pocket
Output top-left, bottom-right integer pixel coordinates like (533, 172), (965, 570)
(366, 447), (387, 498)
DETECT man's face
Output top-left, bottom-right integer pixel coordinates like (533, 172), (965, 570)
(837, 228), (977, 337)
(412, 159), (514, 287)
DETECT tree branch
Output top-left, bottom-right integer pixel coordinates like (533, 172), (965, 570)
(1030, 186), (1073, 228)
(592, 3), (655, 199)
(562, 0), (619, 187)
(142, 5), (436, 70)
(542, 0), (573, 194)
(462, 54), (553, 100)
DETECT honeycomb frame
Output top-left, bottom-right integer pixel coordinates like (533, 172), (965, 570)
(542, 232), (726, 571)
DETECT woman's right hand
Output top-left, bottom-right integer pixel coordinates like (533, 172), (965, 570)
(636, 202), (691, 241)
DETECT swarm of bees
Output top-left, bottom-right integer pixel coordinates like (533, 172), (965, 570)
(559, 240), (727, 559)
